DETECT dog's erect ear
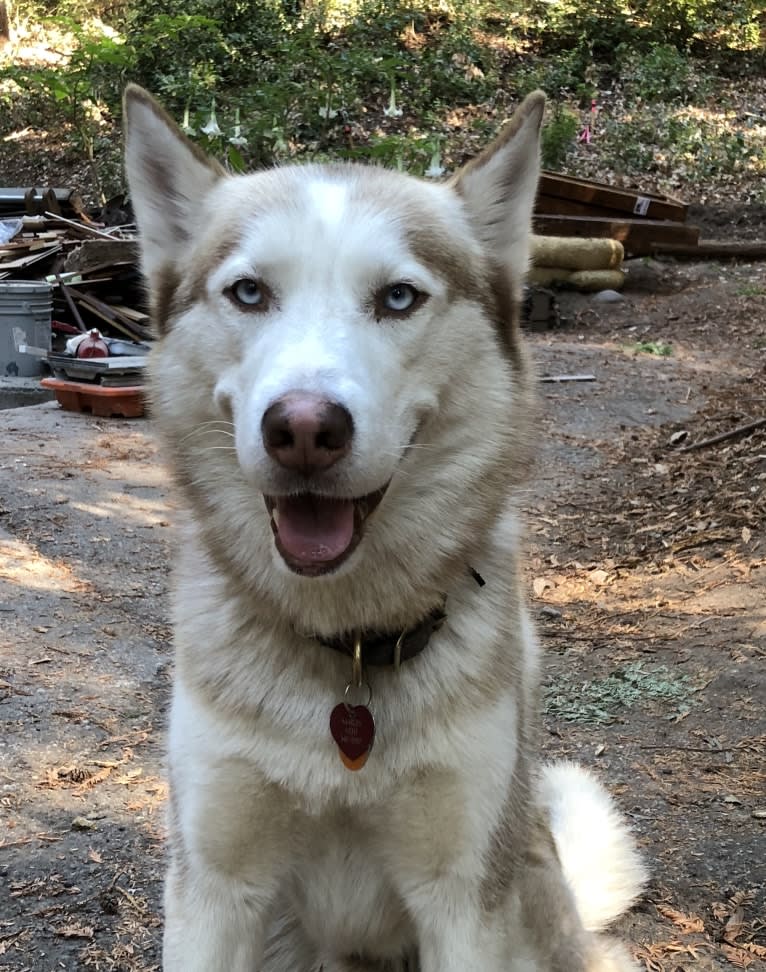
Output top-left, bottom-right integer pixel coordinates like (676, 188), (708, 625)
(123, 84), (225, 279)
(451, 90), (545, 275)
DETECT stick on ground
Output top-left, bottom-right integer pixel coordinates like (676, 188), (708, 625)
(680, 416), (766, 452)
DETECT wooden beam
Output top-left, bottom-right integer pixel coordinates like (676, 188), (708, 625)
(645, 240), (766, 260)
(532, 215), (699, 255)
(62, 239), (139, 274)
(538, 172), (688, 223)
(536, 195), (625, 219)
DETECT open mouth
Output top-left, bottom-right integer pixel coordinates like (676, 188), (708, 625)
(265, 484), (389, 576)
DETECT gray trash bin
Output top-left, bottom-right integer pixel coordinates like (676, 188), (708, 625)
(0, 280), (53, 377)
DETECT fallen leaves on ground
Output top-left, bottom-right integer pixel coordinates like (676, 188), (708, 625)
(656, 903), (705, 934)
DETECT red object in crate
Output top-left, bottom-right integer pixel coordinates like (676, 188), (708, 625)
(76, 329), (110, 359)
(41, 377), (145, 418)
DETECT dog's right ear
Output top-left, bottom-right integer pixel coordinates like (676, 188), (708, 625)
(123, 84), (225, 281)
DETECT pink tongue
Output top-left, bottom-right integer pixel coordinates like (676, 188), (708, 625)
(276, 495), (355, 564)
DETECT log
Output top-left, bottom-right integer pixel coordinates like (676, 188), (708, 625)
(0, 187), (84, 217)
(569, 269), (625, 291)
(532, 235), (624, 271)
(533, 215), (699, 255)
(528, 268), (572, 287)
(528, 267), (625, 292)
(644, 240), (766, 260)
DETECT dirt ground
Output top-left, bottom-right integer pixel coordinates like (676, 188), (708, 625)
(1, 255), (765, 971)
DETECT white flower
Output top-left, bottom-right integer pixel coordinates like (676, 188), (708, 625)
(318, 104), (338, 120)
(271, 127), (288, 153)
(229, 108), (248, 147)
(200, 100), (222, 137)
(383, 82), (402, 118)
(425, 147), (445, 178)
(180, 105), (196, 136)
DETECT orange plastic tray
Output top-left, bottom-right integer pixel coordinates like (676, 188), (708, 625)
(41, 377), (145, 418)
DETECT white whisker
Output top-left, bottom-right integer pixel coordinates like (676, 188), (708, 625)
(179, 424), (236, 443)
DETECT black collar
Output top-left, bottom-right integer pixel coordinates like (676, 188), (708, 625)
(315, 566), (485, 668)
(317, 603), (447, 668)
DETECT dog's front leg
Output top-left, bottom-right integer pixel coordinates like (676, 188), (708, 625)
(403, 881), (504, 972)
(163, 857), (278, 971)
(163, 760), (294, 972)
(375, 767), (511, 972)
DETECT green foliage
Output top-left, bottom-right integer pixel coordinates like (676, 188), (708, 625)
(541, 103), (579, 169)
(2, 17), (133, 148)
(627, 341), (674, 356)
(531, 0), (640, 61)
(124, 0), (287, 104)
(617, 43), (707, 103)
(2, 0), (765, 200)
(118, 0), (497, 117)
(128, 13), (230, 104)
(516, 48), (598, 102)
(584, 100), (765, 189)
(117, 0), (499, 170)
(525, 0), (763, 56)
(634, 0), (763, 53)
(546, 662), (695, 725)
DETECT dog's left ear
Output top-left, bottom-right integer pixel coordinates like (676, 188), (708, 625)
(451, 90), (545, 276)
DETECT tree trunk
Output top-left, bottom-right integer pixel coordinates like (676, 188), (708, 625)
(0, 3), (10, 44)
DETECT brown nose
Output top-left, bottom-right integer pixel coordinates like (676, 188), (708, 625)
(261, 394), (353, 475)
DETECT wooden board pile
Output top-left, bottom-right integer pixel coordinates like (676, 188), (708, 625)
(533, 171), (766, 263)
(1, 192), (150, 415)
(0, 198), (148, 344)
(533, 171), (696, 266)
(2, 168), (765, 359)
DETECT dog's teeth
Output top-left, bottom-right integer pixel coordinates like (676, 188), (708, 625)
(271, 507), (280, 527)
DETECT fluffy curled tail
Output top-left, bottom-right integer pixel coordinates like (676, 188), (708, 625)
(539, 762), (648, 933)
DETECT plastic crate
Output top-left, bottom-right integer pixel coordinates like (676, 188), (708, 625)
(41, 377), (145, 418)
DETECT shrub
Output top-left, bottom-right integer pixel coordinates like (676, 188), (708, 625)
(541, 103), (579, 169)
(617, 42), (709, 102)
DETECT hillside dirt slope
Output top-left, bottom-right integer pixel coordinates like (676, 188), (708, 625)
(0, 257), (764, 970)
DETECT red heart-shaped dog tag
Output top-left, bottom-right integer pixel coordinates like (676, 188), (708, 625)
(330, 703), (375, 771)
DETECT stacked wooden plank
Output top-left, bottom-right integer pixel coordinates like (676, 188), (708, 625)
(0, 214), (136, 279)
(533, 171), (697, 256)
(1, 208), (149, 414)
(0, 235), (63, 279)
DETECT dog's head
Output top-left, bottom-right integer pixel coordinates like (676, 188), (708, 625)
(124, 87), (543, 622)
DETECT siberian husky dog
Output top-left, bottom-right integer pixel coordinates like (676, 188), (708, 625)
(124, 84), (647, 972)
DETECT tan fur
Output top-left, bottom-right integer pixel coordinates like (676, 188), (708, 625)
(124, 85), (647, 972)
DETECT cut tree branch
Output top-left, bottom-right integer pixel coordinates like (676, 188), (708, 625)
(680, 417), (766, 453)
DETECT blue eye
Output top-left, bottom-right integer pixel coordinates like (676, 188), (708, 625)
(231, 279), (264, 307)
(382, 283), (418, 312)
